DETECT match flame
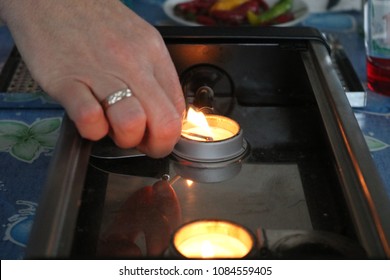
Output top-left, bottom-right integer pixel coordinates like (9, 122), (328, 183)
(185, 107), (212, 137)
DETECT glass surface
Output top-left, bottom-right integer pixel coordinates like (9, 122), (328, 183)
(70, 44), (361, 259)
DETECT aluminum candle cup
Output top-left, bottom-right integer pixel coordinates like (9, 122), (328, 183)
(173, 114), (246, 162)
(171, 220), (256, 259)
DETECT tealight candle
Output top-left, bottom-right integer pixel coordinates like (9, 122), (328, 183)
(182, 126), (235, 142)
(181, 109), (240, 142)
(173, 108), (247, 162)
(172, 220), (255, 259)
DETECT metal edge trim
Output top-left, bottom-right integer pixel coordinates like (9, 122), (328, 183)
(303, 41), (390, 258)
(25, 115), (92, 259)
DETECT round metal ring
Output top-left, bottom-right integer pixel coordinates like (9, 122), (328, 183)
(101, 88), (132, 109)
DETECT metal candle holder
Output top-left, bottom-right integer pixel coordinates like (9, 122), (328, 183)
(173, 114), (247, 162)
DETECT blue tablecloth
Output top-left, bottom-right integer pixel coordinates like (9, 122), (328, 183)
(1, 1), (389, 259)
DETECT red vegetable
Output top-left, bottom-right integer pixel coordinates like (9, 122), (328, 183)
(174, 0), (216, 15)
(209, 0), (261, 25)
(272, 11), (295, 24)
(174, 0), (271, 26)
(256, 0), (269, 11)
(196, 15), (217, 25)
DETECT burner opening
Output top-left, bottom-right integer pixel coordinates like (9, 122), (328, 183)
(193, 86), (214, 114)
(180, 64), (235, 115)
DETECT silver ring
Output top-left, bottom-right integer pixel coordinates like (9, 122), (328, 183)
(101, 88), (132, 109)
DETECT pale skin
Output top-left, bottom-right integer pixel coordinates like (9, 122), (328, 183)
(0, 0), (186, 158)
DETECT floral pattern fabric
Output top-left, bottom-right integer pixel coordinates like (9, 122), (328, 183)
(0, 91), (64, 259)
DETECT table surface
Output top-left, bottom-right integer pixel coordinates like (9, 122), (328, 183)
(1, 1), (389, 259)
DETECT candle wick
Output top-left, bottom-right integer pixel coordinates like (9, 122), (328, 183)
(182, 131), (214, 141)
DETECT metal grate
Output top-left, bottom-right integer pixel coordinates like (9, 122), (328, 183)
(6, 59), (42, 93)
(0, 46), (43, 93)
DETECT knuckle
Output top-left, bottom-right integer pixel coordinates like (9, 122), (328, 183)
(156, 112), (182, 141)
(71, 103), (109, 140)
(74, 103), (104, 125)
(112, 113), (146, 148)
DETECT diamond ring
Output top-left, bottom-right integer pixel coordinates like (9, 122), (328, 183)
(101, 88), (132, 109)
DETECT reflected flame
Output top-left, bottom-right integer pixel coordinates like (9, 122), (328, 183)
(186, 107), (212, 137)
(186, 180), (194, 187)
(201, 240), (215, 258)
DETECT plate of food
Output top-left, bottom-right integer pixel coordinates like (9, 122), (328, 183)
(163, 0), (309, 27)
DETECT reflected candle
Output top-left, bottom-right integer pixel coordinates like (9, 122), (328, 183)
(172, 220), (255, 259)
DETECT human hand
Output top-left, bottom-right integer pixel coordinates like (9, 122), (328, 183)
(97, 179), (182, 257)
(0, 0), (185, 158)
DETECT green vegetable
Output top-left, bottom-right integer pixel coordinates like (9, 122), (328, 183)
(247, 0), (292, 26)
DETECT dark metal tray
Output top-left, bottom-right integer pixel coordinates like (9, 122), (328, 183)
(26, 27), (390, 259)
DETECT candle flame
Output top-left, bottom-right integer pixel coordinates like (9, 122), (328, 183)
(201, 240), (215, 258)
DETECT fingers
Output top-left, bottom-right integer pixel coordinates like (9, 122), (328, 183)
(98, 16), (185, 153)
(50, 70), (183, 158)
(130, 76), (183, 158)
(154, 47), (186, 117)
(99, 181), (181, 257)
(152, 180), (182, 230)
(94, 70), (183, 156)
(7, 0), (186, 158)
(144, 213), (171, 256)
(48, 80), (109, 141)
(49, 76), (149, 150)
(101, 88), (147, 149)
(115, 26), (185, 157)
